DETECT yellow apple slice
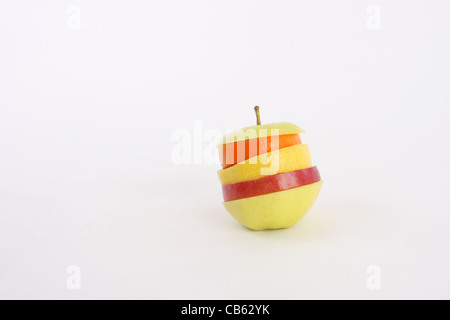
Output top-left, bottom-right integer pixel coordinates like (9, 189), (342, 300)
(219, 122), (305, 146)
(223, 180), (323, 230)
(217, 144), (312, 185)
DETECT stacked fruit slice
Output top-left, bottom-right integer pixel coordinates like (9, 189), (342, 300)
(217, 109), (323, 230)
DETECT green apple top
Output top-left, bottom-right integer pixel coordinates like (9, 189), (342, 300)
(219, 122), (305, 145)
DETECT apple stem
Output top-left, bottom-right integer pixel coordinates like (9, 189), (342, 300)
(254, 106), (261, 125)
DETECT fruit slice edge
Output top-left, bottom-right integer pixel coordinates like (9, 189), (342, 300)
(217, 144), (312, 185)
(219, 122), (305, 145)
(222, 166), (320, 201)
(219, 133), (302, 169)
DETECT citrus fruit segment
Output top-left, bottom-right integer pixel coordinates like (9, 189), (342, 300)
(219, 134), (302, 169)
(223, 181), (323, 230)
(217, 144), (312, 185)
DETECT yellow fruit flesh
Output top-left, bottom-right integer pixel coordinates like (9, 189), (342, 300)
(219, 122), (305, 145)
(223, 181), (323, 230)
(217, 144), (312, 185)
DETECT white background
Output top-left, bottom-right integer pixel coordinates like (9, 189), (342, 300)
(1, 1), (449, 299)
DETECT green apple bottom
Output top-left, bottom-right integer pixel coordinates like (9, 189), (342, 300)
(217, 121), (323, 230)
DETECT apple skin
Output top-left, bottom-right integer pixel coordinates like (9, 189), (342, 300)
(217, 144), (312, 185)
(222, 166), (321, 201)
(223, 181), (323, 230)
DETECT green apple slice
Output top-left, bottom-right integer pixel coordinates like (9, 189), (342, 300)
(219, 122), (305, 146)
(223, 180), (323, 230)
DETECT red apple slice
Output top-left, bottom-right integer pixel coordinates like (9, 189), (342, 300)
(222, 166), (321, 201)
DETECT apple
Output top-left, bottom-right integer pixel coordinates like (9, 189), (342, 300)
(217, 106), (322, 230)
